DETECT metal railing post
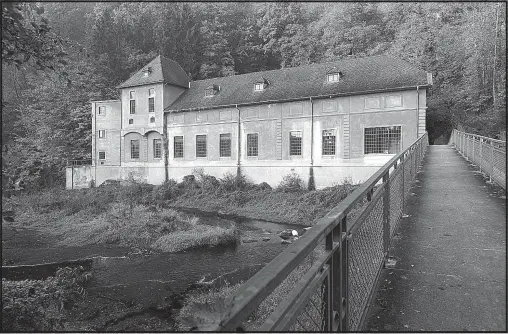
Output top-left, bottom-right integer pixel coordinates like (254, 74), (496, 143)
(339, 216), (349, 331)
(479, 138), (483, 173)
(472, 135), (475, 163)
(490, 140), (494, 183)
(382, 173), (390, 261)
(325, 230), (334, 331)
(402, 153), (405, 210)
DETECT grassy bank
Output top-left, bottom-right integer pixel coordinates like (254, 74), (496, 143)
(157, 170), (360, 226)
(2, 185), (239, 253)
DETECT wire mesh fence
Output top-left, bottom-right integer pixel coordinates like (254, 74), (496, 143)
(452, 129), (506, 189)
(389, 167), (404, 237)
(216, 133), (429, 332)
(348, 195), (384, 330)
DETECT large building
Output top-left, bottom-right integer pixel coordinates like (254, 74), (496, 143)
(67, 55), (432, 189)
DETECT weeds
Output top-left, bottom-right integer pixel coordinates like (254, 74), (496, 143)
(2, 266), (92, 332)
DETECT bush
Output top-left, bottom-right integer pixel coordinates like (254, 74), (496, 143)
(151, 224), (239, 253)
(276, 171), (305, 192)
(2, 266), (92, 332)
(151, 179), (179, 202)
(218, 171), (252, 192)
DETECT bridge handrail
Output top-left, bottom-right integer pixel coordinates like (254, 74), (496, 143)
(214, 132), (429, 331)
(451, 129), (506, 189)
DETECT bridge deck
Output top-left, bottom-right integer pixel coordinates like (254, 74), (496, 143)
(365, 145), (506, 331)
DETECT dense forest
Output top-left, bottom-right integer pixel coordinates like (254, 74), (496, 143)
(2, 2), (506, 189)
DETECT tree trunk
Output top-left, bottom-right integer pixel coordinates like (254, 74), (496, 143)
(492, 3), (499, 107)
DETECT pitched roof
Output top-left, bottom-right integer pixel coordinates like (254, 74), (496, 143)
(165, 55), (430, 112)
(117, 55), (190, 89)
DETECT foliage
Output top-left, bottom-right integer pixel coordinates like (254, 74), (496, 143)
(2, 2), (506, 190)
(276, 171), (305, 192)
(2, 266), (92, 332)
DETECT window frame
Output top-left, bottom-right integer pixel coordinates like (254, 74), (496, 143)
(254, 83), (264, 91)
(196, 134), (207, 158)
(148, 88), (155, 113)
(205, 88), (215, 97)
(153, 138), (162, 159)
(98, 106), (106, 116)
(219, 133), (232, 158)
(246, 133), (259, 157)
(98, 151), (106, 160)
(174, 135), (184, 159)
(363, 125), (402, 155)
(130, 139), (140, 160)
(149, 117), (155, 124)
(98, 130), (106, 139)
(128, 118), (134, 125)
(289, 130), (303, 156)
(322, 129), (337, 156)
(385, 94), (403, 108)
(129, 91), (136, 114)
(327, 73), (340, 83)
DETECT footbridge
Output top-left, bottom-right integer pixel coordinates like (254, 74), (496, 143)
(205, 130), (506, 332)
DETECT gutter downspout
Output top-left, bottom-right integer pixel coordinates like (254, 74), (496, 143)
(163, 113), (169, 182)
(94, 103), (97, 187)
(236, 104), (241, 178)
(416, 85), (420, 138)
(308, 97), (316, 190)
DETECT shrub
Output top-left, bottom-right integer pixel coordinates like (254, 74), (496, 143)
(151, 179), (179, 202)
(218, 171), (252, 192)
(151, 224), (239, 253)
(2, 266), (92, 332)
(276, 171), (305, 192)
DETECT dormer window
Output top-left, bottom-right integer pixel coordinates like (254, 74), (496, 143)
(142, 67), (152, 77)
(254, 77), (269, 91)
(205, 84), (220, 97)
(327, 67), (343, 83)
(327, 72), (340, 82)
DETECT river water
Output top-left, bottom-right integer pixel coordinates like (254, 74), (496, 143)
(88, 214), (307, 310)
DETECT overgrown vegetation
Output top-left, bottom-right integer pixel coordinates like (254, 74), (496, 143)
(176, 247), (326, 330)
(2, 266), (92, 332)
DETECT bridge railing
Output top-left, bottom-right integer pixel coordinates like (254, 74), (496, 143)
(210, 133), (429, 332)
(451, 129), (506, 189)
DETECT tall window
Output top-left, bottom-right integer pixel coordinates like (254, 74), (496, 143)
(98, 106), (105, 115)
(98, 130), (106, 138)
(148, 88), (155, 112)
(364, 126), (402, 154)
(153, 139), (162, 159)
(98, 151), (106, 160)
(174, 136), (184, 158)
(322, 129), (336, 156)
(130, 140), (140, 159)
(220, 133), (231, 157)
(129, 91), (136, 114)
(196, 135), (207, 158)
(290, 131), (302, 156)
(247, 133), (258, 157)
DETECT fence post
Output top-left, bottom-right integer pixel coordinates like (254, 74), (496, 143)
(479, 138), (483, 173)
(490, 140), (494, 183)
(472, 135), (475, 163)
(402, 154), (405, 211)
(339, 215), (349, 331)
(382, 173), (390, 261)
(325, 229), (334, 331)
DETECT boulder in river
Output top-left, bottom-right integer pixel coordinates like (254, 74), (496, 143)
(281, 239), (292, 245)
(242, 237), (258, 243)
(262, 237), (270, 242)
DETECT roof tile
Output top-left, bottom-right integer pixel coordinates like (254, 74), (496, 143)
(166, 55), (429, 112)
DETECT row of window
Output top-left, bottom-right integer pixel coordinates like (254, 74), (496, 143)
(129, 89), (155, 115)
(98, 126), (401, 161)
(98, 139), (162, 161)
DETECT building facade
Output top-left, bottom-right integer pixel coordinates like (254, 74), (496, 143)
(67, 55), (432, 189)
